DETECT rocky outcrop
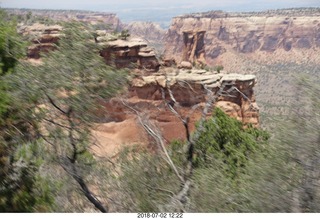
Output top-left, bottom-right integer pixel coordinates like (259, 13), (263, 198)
(178, 61), (193, 69)
(91, 68), (259, 157)
(97, 35), (160, 71)
(93, 69), (259, 156)
(20, 23), (160, 71)
(19, 23), (63, 59)
(164, 8), (320, 64)
(130, 70), (259, 126)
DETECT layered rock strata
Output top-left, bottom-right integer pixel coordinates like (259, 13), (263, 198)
(97, 35), (160, 71)
(19, 23), (63, 59)
(93, 69), (259, 156)
(164, 8), (320, 64)
(20, 24), (160, 71)
(130, 70), (259, 126)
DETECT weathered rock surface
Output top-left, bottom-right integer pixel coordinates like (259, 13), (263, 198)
(130, 70), (259, 126)
(97, 35), (160, 71)
(93, 69), (259, 156)
(178, 61), (193, 69)
(19, 23), (63, 59)
(181, 31), (206, 65)
(164, 8), (320, 64)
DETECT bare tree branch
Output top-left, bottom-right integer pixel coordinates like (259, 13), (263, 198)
(60, 158), (108, 213)
(121, 99), (184, 183)
(39, 90), (109, 212)
(162, 74), (229, 211)
(44, 92), (68, 115)
(43, 118), (72, 129)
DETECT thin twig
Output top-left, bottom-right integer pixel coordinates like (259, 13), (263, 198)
(121, 99), (184, 183)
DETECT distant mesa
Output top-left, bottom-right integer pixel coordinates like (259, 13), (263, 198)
(164, 8), (320, 65)
(6, 8), (121, 29)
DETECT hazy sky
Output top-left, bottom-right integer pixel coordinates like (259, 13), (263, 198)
(1, 0), (319, 24)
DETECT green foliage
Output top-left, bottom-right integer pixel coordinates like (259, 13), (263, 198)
(0, 10), (49, 212)
(238, 140), (300, 212)
(0, 81), (10, 120)
(202, 65), (211, 72)
(188, 136), (299, 212)
(106, 145), (181, 212)
(120, 29), (130, 40)
(0, 142), (55, 212)
(3, 21), (128, 212)
(9, 21), (128, 124)
(194, 107), (269, 179)
(214, 65), (224, 73)
(0, 10), (25, 76)
(168, 140), (187, 167)
(20, 11), (57, 26)
(0, 10), (25, 118)
(26, 12), (32, 20)
(279, 76), (320, 212)
(108, 109), (272, 212)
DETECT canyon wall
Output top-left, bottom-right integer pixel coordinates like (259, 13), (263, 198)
(125, 21), (166, 55)
(126, 21), (165, 43)
(164, 8), (320, 65)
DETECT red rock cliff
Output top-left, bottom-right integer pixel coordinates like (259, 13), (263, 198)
(93, 69), (259, 156)
(164, 8), (320, 65)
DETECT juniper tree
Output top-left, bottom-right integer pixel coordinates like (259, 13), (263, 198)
(7, 22), (127, 212)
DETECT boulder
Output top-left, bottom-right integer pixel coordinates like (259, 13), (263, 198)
(178, 61), (193, 69)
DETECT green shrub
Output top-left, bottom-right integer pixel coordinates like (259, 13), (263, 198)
(214, 65), (224, 73)
(194, 108), (269, 179)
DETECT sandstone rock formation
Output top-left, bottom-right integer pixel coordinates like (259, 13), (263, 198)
(93, 69), (259, 156)
(164, 8), (320, 65)
(181, 31), (206, 65)
(178, 61), (193, 69)
(131, 70), (259, 126)
(97, 34), (160, 71)
(19, 23), (63, 59)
